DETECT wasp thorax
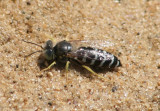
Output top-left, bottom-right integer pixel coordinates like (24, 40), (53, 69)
(55, 40), (72, 56)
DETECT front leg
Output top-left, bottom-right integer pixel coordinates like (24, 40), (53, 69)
(41, 61), (56, 71)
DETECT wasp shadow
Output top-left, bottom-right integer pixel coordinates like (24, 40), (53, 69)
(37, 54), (119, 79)
(37, 55), (89, 78)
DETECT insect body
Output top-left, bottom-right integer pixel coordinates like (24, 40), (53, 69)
(43, 40), (121, 68)
(23, 39), (122, 80)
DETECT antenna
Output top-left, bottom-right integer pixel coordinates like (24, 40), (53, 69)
(24, 50), (42, 58)
(22, 39), (43, 58)
(22, 39), (44, 49)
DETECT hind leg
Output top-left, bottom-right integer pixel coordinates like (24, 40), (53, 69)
(82, 65), (107, 81)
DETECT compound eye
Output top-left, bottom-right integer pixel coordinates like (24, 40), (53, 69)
(44, 40), (53, 49)
(44, 49), (55, 60)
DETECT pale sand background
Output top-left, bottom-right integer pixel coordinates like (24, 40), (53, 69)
(0, 0), (159, 110)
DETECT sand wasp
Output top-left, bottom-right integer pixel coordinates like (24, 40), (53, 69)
(22, 39), (122, 81)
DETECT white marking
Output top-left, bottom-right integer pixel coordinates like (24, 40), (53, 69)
(115, 60), (119, 67)
(99, 60), (105, 67)
(98, 51), (107, 67)
(90, 60), (95, 65)
(90, 49), (97, 65)
(74, 57), (78, 60)
(109, 56), (114, 68)
(82, 53), (87, 63)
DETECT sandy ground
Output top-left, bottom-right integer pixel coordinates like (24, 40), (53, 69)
(0, 0), (159, 111)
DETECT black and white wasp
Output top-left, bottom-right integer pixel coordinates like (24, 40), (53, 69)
(22, 39), (122, 80)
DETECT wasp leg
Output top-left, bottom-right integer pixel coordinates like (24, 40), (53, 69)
(65, 61), (70, 83)
(82, 65), (107, 81)
(42, 61), (56, 71)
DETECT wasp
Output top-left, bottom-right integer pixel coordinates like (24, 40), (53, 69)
(22, 39), (122, 81)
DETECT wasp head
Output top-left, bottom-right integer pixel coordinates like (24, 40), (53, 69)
(43, 40), (56, 60)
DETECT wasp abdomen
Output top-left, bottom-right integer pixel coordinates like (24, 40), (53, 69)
(74, 47), (121, 68)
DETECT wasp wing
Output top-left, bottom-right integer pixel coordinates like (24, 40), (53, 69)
(52, 39), (119, 59)
(68, 40), (115, 51)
